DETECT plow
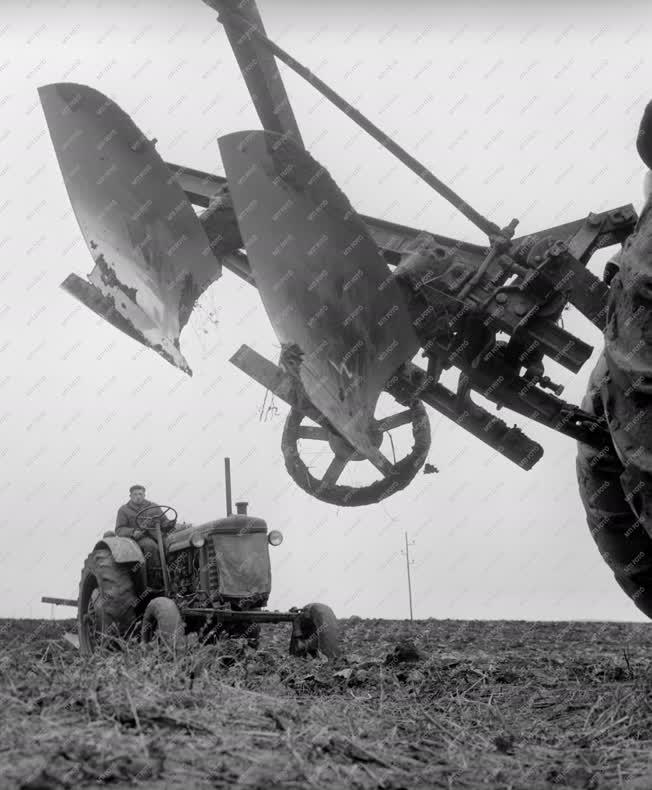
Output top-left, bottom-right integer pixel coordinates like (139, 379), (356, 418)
(38, 0), (647, 508)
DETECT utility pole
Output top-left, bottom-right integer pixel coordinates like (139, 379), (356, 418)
(401, 531), (415, 621)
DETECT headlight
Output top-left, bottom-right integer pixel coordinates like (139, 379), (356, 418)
(268, 530), (283, 546)
(191, 535), (206, 548)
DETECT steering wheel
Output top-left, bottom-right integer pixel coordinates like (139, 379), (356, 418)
(135, 505), (178, 530)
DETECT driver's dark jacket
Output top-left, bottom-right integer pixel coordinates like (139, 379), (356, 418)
(115, 499), (172, 539)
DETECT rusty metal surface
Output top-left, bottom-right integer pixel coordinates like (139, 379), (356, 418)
(61, 273), (165, 354)
(39, 82), (221, 374)
(94, 536), (144, 564)
(219, 129), (420, 473)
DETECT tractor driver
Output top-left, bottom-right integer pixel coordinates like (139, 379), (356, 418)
(115, 485), (175, 589)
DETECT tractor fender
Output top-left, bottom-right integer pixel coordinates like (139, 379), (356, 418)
(93, 536), (145, 564)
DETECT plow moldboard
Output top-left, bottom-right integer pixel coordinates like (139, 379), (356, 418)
(39, 82), (222, 374)
(219, 130), (419, 471)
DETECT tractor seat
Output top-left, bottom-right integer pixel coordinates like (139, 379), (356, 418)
(103, 530), (117, 538)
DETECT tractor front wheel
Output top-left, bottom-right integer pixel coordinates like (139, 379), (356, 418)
(141, 597), (186, 654)
(290, 603), (340, 660)
(78, 547), (139, 657)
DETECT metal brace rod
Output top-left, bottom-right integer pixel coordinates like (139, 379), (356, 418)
(215, 8), (505, 240)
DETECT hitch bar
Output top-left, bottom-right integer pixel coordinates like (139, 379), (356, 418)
(181, 608), (299, 623)
(42, 597), (78, 607)
(41, 596), (300, 624)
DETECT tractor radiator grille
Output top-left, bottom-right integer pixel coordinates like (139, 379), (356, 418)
(205, 540), (220, 599)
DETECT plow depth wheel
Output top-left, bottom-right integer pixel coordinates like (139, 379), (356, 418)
(290, 603), (340, 659)
(141, 597), (186, 654)
(282, 399), (431, 506)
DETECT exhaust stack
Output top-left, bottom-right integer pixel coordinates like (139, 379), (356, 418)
(225, 457), (233, 516)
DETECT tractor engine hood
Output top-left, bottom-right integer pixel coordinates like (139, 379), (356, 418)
(168, 515), (271, 599)
(167, 515), (267, 550)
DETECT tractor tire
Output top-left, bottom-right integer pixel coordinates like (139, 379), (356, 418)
(78, 547), (139, 657)
(141, 597), (186, 654)
(289, 603), (340, 660)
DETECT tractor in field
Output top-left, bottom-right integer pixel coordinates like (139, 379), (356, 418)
(44, 460), (339, 659)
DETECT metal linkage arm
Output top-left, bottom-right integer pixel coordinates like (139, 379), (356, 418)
(215, 7), (504, 240)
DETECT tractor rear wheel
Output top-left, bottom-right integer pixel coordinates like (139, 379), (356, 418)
(78, 547), (139, 656)
(289, 603), (340, 659)
(141, 597), (186, 654)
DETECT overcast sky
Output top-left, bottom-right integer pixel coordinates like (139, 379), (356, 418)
(2, 0), (652, 622)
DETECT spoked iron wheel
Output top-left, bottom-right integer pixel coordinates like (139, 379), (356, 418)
(282, 398), (431, 506)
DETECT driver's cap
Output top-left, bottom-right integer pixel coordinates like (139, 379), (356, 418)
(129, 484), (145, 493)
